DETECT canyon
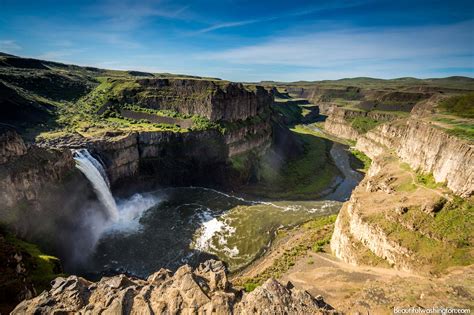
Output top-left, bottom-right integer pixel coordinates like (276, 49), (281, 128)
(0, 55), (473, 314)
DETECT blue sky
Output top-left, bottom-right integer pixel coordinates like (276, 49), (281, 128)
(0, 0), (473, 81)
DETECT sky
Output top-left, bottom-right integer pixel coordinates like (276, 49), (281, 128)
(0, 0), (473, 82)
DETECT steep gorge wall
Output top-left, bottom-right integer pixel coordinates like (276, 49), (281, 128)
(356, 119), (473, 197)
(0, 134), (75, 210)
(334, 154), (419, 269)
(324, 107), (401, 142)
(117, 78), (273, 122)
(395, 120), (473, 197)
(324, 106), (473, 197)
(82, 121), (272, 185)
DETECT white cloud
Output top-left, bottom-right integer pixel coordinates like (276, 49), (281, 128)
(0, 40), (21, 53)
(37, 48), (86, 61)
(193, 0), (371, 34)
(87, 0), (190, 31)
(195, 19), (268, 34)
(199, 20), (474, 69)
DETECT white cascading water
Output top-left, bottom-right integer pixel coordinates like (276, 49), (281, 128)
(72, 149), (119, 221)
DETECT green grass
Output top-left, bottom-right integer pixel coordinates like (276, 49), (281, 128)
(349, 116), (381, 133)
(399, 163), (444, 189)
(415, 172), (442, 189)
(243, 282), (259, 292)
(366, 198), (473, 273)
(5, 233), (64, 292)
(439, 93), (474, 118)
(432, 116), (474, 141)
(445, 126), (474, 141)
(245, 125), (340, 199)
(349, 149), (372, 173)
(312, 236), (331, 252)
(237, 215), (337, 291)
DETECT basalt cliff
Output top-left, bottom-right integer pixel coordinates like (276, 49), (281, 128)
(324, 96), (473, 274)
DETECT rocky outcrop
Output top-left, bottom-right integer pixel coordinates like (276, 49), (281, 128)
(115, 78), (273, 122)
(330, 156), (438, 272)
(12, 260), (336, 314)
(331, 195), (414, 272)
(0, 234), (36, 314)
(324, 108), (361, 141)
(0, 144), (75, 209)
(0, 127), (27, 164)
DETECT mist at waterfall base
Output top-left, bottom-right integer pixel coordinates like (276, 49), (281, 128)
(68, 192), (160, 266)
(67, 149), (161, 273)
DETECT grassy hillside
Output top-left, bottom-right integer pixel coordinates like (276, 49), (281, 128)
(0, 54), (230, 141)
(263, 76), (474, 91)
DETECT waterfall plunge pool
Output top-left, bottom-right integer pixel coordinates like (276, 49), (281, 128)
(71, 148), (344, 279)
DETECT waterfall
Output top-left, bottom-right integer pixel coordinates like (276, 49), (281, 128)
(72, 149), (119, 221)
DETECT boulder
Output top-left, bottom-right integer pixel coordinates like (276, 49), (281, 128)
(12, 259), (337, 314)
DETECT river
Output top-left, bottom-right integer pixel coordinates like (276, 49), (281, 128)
(76, 124), (360, 279)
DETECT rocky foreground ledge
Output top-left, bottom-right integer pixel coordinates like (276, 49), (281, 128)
(12, 260), (336, 314)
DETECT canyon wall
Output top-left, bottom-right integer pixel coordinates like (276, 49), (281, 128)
(324, 107), (473, 197)
(0, 133), (75, 210)
(114, 78), (273, 122)
(355, 119), (474, 197)
(328, 101), (473, 272)
(67, 121), (272, 185)
(324, 107), (401, 142)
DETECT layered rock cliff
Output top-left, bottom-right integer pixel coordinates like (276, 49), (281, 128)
(12, 260), (336, 315)
(324, 107), (401, 142)
(355, 119), (473, 197)
(327, 98), (473, 272)
(324, 106), (473, 197)
(330, 152), (473, 273)
(0, 134), (75, 210)
(107, 78), (273, 122)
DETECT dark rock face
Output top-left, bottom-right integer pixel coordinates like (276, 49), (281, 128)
(0, 137), (75, 209)
(0, 127), (27, 164)
(118, 78), (273, 122)
(12, 259), (337, 315)
(0, 235), (36, 315)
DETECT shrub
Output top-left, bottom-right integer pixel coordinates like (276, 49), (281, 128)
(243, 282), (259, 292)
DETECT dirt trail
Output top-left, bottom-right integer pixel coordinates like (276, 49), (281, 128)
(279, 251), (474, 313)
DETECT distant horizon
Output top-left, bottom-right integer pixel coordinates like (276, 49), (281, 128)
(1, 0), (473, 81)
(3, 51), (474, 84)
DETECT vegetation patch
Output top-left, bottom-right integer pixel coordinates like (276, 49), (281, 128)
(349, 149), (372, 173)
(348, 116), (381, 133)
(243, 125), (340, 199)
(439, 93), (474, 118)
(366, 197), (473, 273)
(432, 116), (474, 141)
(399, 163), (444, 189)
(3, 230), (64, 293)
